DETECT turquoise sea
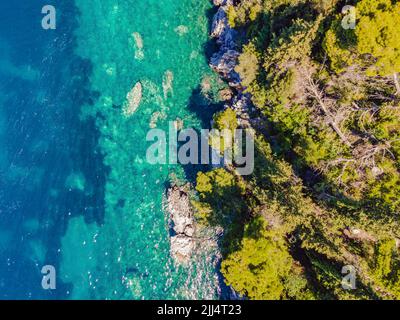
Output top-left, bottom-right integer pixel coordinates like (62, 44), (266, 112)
(0, 0), (223, 299)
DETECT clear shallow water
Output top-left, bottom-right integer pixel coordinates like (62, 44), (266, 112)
(0, 0), (221, 299)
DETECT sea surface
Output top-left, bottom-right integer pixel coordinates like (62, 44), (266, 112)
(0, 0), (222, 299)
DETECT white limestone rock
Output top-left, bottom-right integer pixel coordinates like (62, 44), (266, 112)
(167, 185), (196, 264)
(170, 235), (194, 263)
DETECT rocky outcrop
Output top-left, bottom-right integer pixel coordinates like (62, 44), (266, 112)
(209, 0), (255, 124)
(208, 0), (258, 300)
(213, 0), (233, 6)
(219, 87), (234, 101)
(210, 50), (241, 86)
(167, 185), (195, 264)
(210, 4), (241, 87)
(170, 235), (194, 263)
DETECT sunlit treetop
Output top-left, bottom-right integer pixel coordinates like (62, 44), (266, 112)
(355, 0), (400, 76)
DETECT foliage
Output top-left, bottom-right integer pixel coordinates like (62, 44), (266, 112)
(235, 42), (260, 87)
(221, 217), (309, 300)
(356, 0), (400, 77)
(210, 108), (238, 152)
(198, 0), (400, 300)
(367, 239), (400, 299)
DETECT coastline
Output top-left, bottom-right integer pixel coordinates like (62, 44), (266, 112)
(209, 0), (260, 130)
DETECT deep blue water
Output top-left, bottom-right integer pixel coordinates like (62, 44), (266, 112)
(0, 0), (106, 299)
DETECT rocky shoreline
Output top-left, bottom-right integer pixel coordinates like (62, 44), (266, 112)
(209, 0), (261, 130)
(165, 1), (238, 266)
(165, 183), (232, 297)
(165, 0), (250, 299)
(210, 0), (240, 87)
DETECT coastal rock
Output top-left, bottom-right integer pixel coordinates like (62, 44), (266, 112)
(167, 186), (193, 235)
(170, 235), (194, 263)
(210, 50), (241, 86)
(210, 3), (240, 87)
(219, 88), (233, 101)
(167, 185), (196, 264)
(213, 0), (224, 5)
(213, 0), (233, 6)
(211, 8), (227, 39)
(211, 8), (237, 50)
(232, 94), (251, 113)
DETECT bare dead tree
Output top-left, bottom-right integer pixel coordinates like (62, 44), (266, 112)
(300, 67), (353, 148)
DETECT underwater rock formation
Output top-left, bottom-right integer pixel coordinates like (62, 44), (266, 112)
(132, 32), (144, 60)
(123, 82), (142, 116)
(162, 70), (174, 99)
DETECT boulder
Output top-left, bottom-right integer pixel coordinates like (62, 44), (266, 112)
(211, 8), (227, 39)
(213, 0), (234, 6)
(211, 8), (237, 50)
(210, 50), (241, 86)
(219, 88), (234, 101)
(166, 185), (196, 264)
(170, 235), (194, 263)
(167, 186), (194, 235)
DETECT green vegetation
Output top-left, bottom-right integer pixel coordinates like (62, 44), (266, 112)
(222, 217), (313, 299)
(195, 0), (400, 300)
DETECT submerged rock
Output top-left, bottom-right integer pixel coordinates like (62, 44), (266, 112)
(123, 82), (142, 116)
(132, 32), (144, 60)
(149, 111), (167, 128)
(162, 70), (174, 99)
(174, 25), (189, 36)
(173, 118), (184, 131)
